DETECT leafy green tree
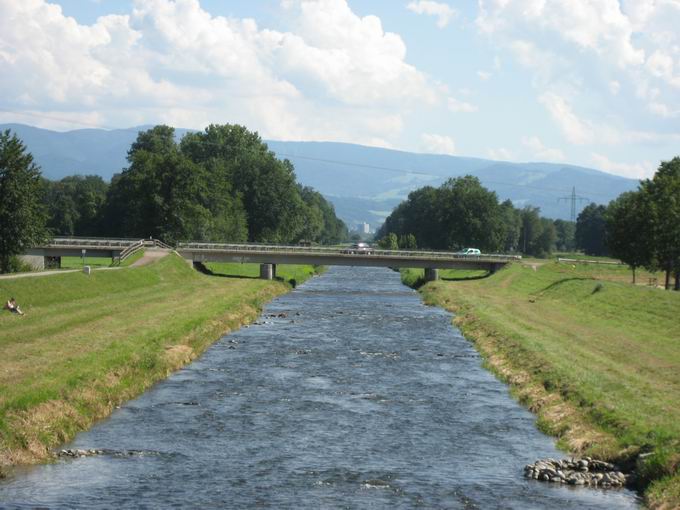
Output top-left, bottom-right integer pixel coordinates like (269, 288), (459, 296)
(641, 157), (680, 290)
(605, 191), (653, 284)
(181, 125), (307, 243)
(378, 233), (399, 250)
(438, 176), (504, 252)
(553, 219), (576, 252)
(499, 199), (521, 252)
(45, 175), (107, 236)
(518, 207), (541, 256)
(101, 126), (246, 243)
(0, 130), (48, 273)
(575, 203), (608, 256)
(399, 233), (417, 249)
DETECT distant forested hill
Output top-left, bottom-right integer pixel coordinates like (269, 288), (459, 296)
(1, 123), (639, 225)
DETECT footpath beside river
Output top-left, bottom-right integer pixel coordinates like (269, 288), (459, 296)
(403, 261), (680, 509)
(0, 266), (638, 508)
(0, 255), (317, 475)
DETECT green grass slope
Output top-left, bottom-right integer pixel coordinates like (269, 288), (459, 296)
(0, 255), (316, 473)
(403, 262), (680, 508)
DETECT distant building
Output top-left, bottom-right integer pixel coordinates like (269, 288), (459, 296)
(355, 222), (370, 234)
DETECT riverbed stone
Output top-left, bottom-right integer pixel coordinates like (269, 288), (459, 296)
(524, 457), (631, 490)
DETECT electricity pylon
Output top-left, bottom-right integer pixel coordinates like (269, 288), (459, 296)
(558, 187), (590, 222)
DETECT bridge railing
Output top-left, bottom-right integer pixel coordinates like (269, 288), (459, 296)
(42, 237), (144, 249)
(176, 242), (522, 262)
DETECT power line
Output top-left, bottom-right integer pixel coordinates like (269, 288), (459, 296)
(0, 108), (620, 199)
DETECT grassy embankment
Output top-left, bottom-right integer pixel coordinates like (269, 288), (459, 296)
(0, 255), (318, 475)
(402, 261), (680, 508)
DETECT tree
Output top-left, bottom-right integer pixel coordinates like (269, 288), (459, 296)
(499, 199), (521, 252)
(575, 203), (608, 256)
(641, 157), (680, 290)
(605, 191), (653, 284)
(438, 176), (504, 252)
(45, 175), (107, 236)
(180, 125), (307, 243)
(553, 219), (576, 252)
(101, 126), (247, 243)
(0, 130), (48, 272)
(378, 233), (399, 250)
(399, 233), (417, 249)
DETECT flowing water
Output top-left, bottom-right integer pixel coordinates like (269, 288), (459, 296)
(0, 266), (639, 509)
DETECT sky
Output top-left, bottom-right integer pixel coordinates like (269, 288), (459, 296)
(1, 0), (679, 180)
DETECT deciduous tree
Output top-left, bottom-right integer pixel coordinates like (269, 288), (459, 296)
(0, 130), (48, 273)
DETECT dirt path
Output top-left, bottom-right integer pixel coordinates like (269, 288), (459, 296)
(130, 249), (172, 267)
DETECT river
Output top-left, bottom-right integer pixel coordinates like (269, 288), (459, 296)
(0, 266), (639, 509)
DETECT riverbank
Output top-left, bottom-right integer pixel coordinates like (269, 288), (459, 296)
(402, 262), (680, 509)
(0, 255), (319, 475)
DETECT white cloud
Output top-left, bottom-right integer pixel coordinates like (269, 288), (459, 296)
(447, 96), (478, 113)
(0, 0), (440, 145)
(590, 153), (655, 179)
(477, 70), (491, 80)
(478, 0), (645, 68)
(538, 92), (593, 145)
(421, 133), (456, 155)
(487, 147), (515, 161)
(477, 0), (680, 153)
(521, 136), (566, 162)
(406, 1), (457, 29)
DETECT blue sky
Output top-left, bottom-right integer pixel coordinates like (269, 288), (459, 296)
(1, 0), (679, 179)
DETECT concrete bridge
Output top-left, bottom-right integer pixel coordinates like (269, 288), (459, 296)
(25, 238), (520, 280)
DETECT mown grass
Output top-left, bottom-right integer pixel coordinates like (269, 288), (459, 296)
(402, 261), (680, 508)
(0, 254), (318, 474)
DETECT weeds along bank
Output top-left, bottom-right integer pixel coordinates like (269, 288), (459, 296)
(402, 262), (680, 509)
(0, 255), (319, 475)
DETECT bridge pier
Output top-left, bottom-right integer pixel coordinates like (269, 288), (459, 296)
(260, 263), (276, 280)
(488, 263), (504, 275)
(424, 268), (439, 282)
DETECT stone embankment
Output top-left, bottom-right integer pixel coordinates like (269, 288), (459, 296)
(524, 457), (631, 488)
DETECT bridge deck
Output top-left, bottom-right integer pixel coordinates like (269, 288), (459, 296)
(176, 242), (520, 270)
(30, 238), (521, 271)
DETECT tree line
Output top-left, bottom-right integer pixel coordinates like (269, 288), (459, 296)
(0, 125), (348, 272)
(376, 175), (571, 258)
(575, 157), (680, 290)
(376, 157), (680, 290)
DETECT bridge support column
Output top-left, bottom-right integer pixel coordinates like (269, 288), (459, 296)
(260, 263), (276, 280)
(424, 268), (439, 282)
(488, 263), (503, 274)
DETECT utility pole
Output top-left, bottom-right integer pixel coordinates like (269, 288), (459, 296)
(558, 187), (590, 222)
